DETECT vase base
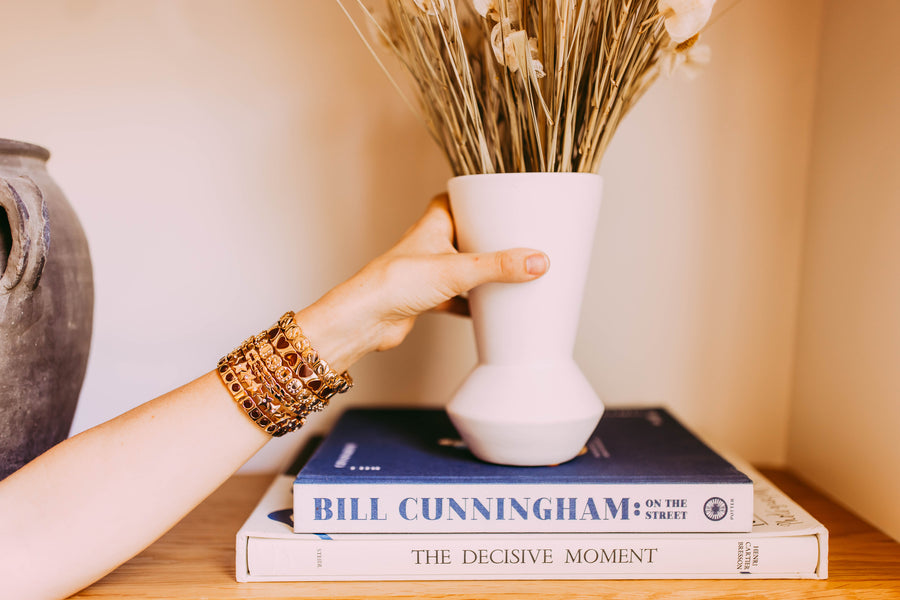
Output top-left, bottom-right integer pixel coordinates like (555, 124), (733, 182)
(446, 362), (604, 466)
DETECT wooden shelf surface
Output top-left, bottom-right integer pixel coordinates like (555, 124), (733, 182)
(71, 468), (900, 599)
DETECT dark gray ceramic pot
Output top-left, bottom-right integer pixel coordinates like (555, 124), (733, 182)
(0, 139), (93, 480)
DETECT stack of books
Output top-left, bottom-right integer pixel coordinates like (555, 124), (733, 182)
(236, 407), (828, 581)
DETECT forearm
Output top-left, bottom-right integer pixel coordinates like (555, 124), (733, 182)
(0, 304), (370, 600)
(0, 371), (270, 599)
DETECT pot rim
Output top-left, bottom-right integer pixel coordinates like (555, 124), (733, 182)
(0, 139), (51, 161)
(450, 171), (601, 182)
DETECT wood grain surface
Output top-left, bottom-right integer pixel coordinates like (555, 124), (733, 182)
(70, 469), (900, 599)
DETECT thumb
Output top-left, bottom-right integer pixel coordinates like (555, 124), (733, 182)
(444, 248), (550, 295)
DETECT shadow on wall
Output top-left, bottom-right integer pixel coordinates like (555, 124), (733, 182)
(274, 2), (470, 416)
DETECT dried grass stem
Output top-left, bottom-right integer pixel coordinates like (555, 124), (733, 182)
(344, 0), (672, 174)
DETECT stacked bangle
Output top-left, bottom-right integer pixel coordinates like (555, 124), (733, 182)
(216, 311), (353, 436)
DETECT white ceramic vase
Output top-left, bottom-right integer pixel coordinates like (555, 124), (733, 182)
(447, 173), (603, 466)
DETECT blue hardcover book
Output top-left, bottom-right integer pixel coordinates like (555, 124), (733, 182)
(292, 408), (753, 534)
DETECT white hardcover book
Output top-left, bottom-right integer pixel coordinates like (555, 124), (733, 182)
(292, 409), (754, 534)
(237, 465), (828, 582)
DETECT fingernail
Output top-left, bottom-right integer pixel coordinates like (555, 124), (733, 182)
(526, 253), (548, 275)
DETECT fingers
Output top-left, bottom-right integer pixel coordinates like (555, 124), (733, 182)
(431, 295), (471, 317)
(394, 194), (455, 255)
(375, 195), (549, 323)
(442, 248), (550, 295)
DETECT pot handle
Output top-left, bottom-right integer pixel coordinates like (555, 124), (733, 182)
(0, 175), (49, 293)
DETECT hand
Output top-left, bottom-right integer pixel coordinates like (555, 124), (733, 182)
(297, 194), (549, 371)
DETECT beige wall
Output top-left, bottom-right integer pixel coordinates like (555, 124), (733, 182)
(0, 1), (822, 477)
(788, 0), (900, 542)
(1, 0), (450, 471)
(591, 0), (821, 461)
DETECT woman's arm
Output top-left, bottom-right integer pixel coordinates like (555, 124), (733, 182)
(0, 196), (548, 600)
(0, 372), (270, 600)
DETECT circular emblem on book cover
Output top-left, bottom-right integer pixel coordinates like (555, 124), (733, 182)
(703, 497), (728, 521)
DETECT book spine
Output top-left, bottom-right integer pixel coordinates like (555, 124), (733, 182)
(292, 483), (753, 533)
(240, 532), (822, 581)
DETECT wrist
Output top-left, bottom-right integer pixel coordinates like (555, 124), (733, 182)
(293, 292), (381, 374)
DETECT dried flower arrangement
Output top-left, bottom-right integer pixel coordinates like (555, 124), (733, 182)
(338, 0), (717, 175)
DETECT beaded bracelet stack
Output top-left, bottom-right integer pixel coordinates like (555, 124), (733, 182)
(216, 311), (353, 436)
